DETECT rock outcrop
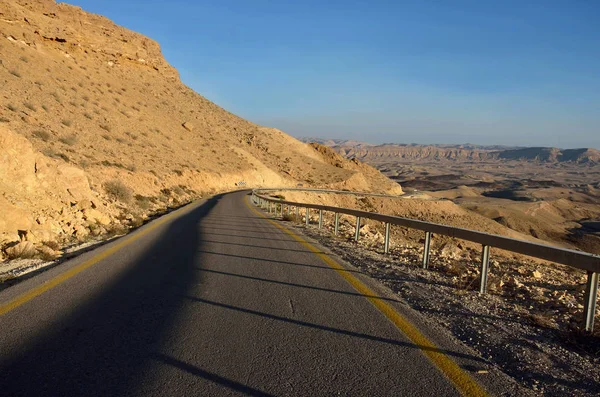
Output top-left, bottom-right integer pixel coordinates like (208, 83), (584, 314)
(0, 0), (402, 262)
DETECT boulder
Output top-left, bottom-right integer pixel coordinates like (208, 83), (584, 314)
(74, 224), (89, 239)
(438, 242), (462, 259)
(23, 229), (58, 243)
(82, 208), (111, 225)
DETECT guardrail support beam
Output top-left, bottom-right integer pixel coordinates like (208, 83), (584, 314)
(384, 223), (391, 254)
(296, 206), (299, 222)
(319, 210), (323, 229)
(355, 217), (361, 241)
(422, 231), (432, 269)
(305, 208), (310, 225)
(479, 245), (491, 294)
(334, 213), (339, 236)
(584, 271), (599, 332)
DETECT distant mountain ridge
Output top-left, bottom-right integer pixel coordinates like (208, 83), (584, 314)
(297, 139), (600, 165)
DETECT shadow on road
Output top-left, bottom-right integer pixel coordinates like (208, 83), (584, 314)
(183, 295), (488, 365)
(0, 194), (256, 396)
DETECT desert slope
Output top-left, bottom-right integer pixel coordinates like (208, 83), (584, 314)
(0, 0), (400, 256)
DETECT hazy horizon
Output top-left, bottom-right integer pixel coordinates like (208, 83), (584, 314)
(295, 136), (599, 151)
(70, 1), (600, 149)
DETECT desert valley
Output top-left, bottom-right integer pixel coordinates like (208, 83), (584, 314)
(1, 1), (599, 396)
(302, 139), (600, 255)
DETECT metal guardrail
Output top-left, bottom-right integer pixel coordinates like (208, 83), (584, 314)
(252, 189), (600, 332)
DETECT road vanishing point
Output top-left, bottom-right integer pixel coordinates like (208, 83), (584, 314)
(0, 191), (520, 396)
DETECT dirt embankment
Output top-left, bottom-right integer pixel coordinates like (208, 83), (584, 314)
(0, 0), (400, 271)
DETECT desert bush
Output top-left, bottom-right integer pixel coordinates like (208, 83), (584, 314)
(41, 104), (48, 111)
(282, 213), (297, 222)
(99, 124), (111, 132)
(23, 102), (36, 111)
(104, 180), (133, 203)
(173, 186), (185, 196)
(61, 119), (72, 127)
(102, 134), (111, 141)
(0, 117), (9, 123)
(7, 104), (17, 112)
(105, 223), (127, 237)
(51, 92), (61, 103)
(84, 112), (92, 119)
(32, 130), (51, 141)
(135, 194), (152, 210)
(9, 69), (21, 78)
(59, 134), (77, 145)
(128, 215), (145, 228)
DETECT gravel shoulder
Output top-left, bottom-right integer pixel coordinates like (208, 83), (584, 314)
(287, 218), (600, 396)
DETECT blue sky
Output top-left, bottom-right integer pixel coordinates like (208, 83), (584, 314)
(71, 0), (600, 148)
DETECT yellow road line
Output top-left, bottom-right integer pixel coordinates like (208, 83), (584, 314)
(246, 197), (488, 397)
(0, 201), (200, 316)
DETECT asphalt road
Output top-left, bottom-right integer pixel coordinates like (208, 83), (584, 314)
(0, 191), (516, 396)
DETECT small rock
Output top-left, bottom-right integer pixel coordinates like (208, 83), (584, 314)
(182, 121), (194, 131)
(74, 225), (89, 238)
(532, 270), (542, 279)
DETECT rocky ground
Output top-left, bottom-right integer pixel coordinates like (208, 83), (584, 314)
(283, 213), (600, 396)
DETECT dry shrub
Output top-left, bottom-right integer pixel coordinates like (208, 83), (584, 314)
(59, 134), (77, 145)
(104, 180), (133, 203)
(282, 213), (297, 222)
(135, 194), (152, 210)
(32, 130), (51, 141)
(42, 241), (61, 250)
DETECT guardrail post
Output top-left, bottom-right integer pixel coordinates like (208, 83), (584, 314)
(422, 231), (431, 269)
(584, 271), (599, 332)
(334, 213), (339, 236)
(296, 206), (299, 221)
(479, 245), (491, 294)
(305, 208), (310, 225)
(355, 217), (361, 241)
(384, 222), (391, 254)
(319, 210), (323, 229)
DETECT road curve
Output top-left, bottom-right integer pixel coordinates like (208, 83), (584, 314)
(0, 191), (516, 396)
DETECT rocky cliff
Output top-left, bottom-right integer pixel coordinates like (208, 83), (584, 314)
(327, 143), (600, 164)
(0, 0), (401, 258)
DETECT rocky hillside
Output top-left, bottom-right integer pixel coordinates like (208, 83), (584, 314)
(314, 142), (600, 165)
(0, 0), (400, 258)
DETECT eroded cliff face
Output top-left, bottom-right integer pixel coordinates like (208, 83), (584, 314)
(335, 144), (600, 164)
(0, 0), (401, 258)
